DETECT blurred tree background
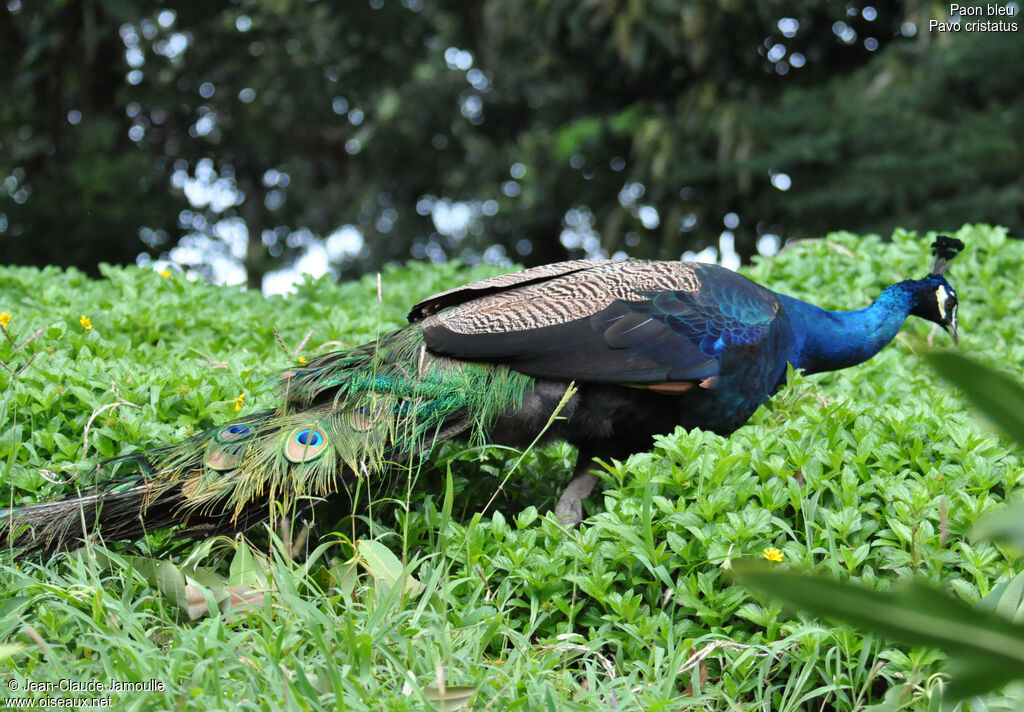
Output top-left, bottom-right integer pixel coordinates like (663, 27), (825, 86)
(0, 0), (1020, 292)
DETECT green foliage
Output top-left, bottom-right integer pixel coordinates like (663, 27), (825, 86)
(738, 341), (1024, 705)
(1, 224), (1023, 708)
(737, 571), (1024, 700)
(925, 352), (1024, 456)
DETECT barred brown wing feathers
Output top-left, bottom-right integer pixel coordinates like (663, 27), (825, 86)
(408, 259), (616, 320)
(419, 261), (748, 384)
(421, 261), (704, 334)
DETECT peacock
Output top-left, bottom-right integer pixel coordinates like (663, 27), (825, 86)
(3, 236), (964, 553)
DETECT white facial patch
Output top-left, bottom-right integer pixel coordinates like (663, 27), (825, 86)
(936, 285), (948, 319)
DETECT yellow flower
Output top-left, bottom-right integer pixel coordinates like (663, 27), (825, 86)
(0, 312), (10, 328)
(763, 547), (784, 563)
(298, 356), (308, 365)
(160, 269), (171, 278)
(234, 393), (245, 412)
(79, 316), (93, 330)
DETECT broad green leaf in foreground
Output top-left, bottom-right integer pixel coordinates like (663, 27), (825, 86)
(923, 351), (1024, 447)
(977, 570), (1024, 624)
(925, 352), (1024, 549)
(738, 566), (1024, 699)
(972, 500), (1024, 551)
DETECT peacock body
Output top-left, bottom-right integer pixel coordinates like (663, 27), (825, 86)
(4, 238), (964, 553)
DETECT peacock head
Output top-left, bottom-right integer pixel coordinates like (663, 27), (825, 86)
(910, 235), (964, 344)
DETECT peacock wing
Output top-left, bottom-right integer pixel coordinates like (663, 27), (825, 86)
(408, 259), (616, 320)
(420, 261), (782, 386)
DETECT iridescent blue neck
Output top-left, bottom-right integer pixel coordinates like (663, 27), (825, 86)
(779, 281), (922, 375)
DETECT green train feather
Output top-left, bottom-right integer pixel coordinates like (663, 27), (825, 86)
(6, 325), (531, 552)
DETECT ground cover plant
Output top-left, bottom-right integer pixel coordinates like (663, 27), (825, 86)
(1, 224), (1022, 710)
(740, 351), (1024, 707)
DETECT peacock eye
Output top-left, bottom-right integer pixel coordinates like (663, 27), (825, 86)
(296, 428), (323, 447)
(219, 423), (253, 442)
(284, 425), (329, 462)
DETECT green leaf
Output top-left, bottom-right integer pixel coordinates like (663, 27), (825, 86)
(291, 663), (325, 698)
(0, 643), (26, 661)
(977, 569), (1024, 623)
(737, 565), (1024, 699)
(228, 539), (264, 588)
(421, 684), (478, 711)
(182, 566), (234, 618)
(0, 596), (30, 618)
(154, 559), (189, 611)
(924, 352), (1024, 446)
(943, 656), (1024, 700)
(972, 499), (1024, 551)
(555, 117), (601, 159)
(331, 558), (360, 600)
(356, 539), (424, 596)
(181, 535), (233, 569)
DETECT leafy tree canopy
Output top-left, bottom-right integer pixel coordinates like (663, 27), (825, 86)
(0, 0), (1019, 289)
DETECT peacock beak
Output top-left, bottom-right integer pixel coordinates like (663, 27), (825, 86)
(945, 321), (959, 345)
